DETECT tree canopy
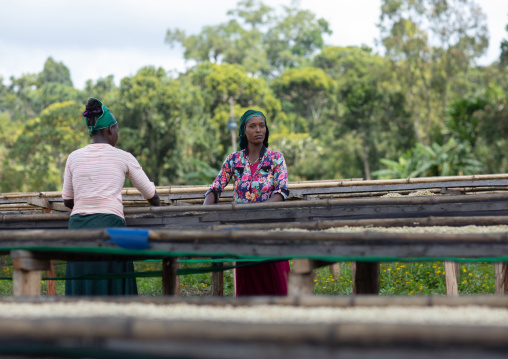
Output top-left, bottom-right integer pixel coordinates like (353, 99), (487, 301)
(0, 0), (507, 193)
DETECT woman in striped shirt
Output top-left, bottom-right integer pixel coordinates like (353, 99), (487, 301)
(62, 98), (160, 296)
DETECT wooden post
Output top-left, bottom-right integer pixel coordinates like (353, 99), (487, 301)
(211, 262), (224, 296)
(495, 263), (508, 294)
(11, 250), (50, 297)
(40, 208), (57, 296)
(329, 263), (340, 279)
(46, 260), (56, 296)
(288, 259), (326, 295)
(162, 258), (178, 296)
(352, 262), (379, 295)
(233, 267), (237, 296)
(444, 261), (459, 296)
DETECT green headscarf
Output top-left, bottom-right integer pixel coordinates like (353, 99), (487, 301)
(239, 109), (269, 150)
(83, 98), (117, 136)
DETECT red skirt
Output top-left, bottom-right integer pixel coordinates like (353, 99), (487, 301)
(236, 260), (290, 296)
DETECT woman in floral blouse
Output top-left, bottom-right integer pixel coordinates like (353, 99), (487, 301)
(204, 109), (290, 296)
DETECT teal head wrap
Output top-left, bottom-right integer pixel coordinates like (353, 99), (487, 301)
(239, 109), (269, 150)
(82, 98), (117, 136)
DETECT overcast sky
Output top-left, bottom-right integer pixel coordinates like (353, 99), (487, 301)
(0, 0), (506, 89)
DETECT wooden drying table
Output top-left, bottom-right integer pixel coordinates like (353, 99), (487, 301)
(2, 226), (508, 296)
(1, 296), (508, 359)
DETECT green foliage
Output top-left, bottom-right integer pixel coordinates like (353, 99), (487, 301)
(166, 1), (330, 76)
(0, 258), (496, 297)
(272, 67), (336, 134)
(8, 101), (88, 191)
(114, 67), (204, 185)
(374, 139), (482, 179)
(0, 0), (505, 194)
(446, 97), (488, 149)
(182, 159), (220, 185)
(84, 75), (117, 100)
(39, 57), (73, 87)
(378, 0), (489, 142)
(264, 5), (331, 72)
(190, 62), (284, 163)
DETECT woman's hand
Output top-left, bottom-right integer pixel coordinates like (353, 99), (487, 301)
(63, 199), (74, 209)
(203, 192), (216, 205)
(148, 191), (161, 206)
(265, 193), (284, 203)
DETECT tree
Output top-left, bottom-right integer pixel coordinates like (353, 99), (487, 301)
(264, 4), (331, 73)
(446, 97), (488, 150)
(165, 0), (331, 76)
(373, 139), (482, 179)
(190, 62), (284, 163)
(271, 66), (336, 134)
(4, 73), (40, 122)
(501, 23), (508, 67)
(39, 57), (73, 87)
(9, 101), (87, 191)
(85, 75), (117, 101)
(113, 66), (204, 185)
(378, 0), (489, 142)
(314, 46), (412, 180)
(166, 1), (271, 74)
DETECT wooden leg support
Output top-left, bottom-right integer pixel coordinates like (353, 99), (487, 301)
(46, 260), (56, 296)
(495, 263), (508, 294)
(329, 263), (340, 279)
(11, 250), (50, 297)
(162, 258), (179, 296)
(352, 262), (380, 295)
(288, 259), (332, 296)
(444, 261), (459, 296)
(211, 262), (224, 296)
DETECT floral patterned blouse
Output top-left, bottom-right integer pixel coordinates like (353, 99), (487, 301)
(209, 147), (289, 203)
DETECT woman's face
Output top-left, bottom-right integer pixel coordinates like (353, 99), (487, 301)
(245, 116), (266, 146)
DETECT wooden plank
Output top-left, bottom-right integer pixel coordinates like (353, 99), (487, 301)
(352, 262), (379, 295)
(13, 269), (41, 296)
(292, 259), (332, 274)
(445, 261), (459, 296)
(495, 263), (508, 294)
(211, 262), (224, 296)
(5, 228), (508, 261)
(46, 260), (56, 296)
(4, 192), (508, 230)
(11, 250), (50, 271)
(288, 272), (314, 295)
(162, 258), (178, 296)
(295, 179), (508, 196)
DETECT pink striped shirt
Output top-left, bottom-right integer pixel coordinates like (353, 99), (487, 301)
(62, 144), (156, 219)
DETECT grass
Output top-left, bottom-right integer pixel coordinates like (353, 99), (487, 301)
(0, 256), (497, 296)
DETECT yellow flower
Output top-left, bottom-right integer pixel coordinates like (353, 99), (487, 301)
(468, 273), (472, 276)
(323, 287), (326, 289)
(463, 268), (467, 273)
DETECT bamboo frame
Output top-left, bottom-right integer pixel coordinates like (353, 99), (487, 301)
(2, 174), (508, 210)
(3, 295), (508, 307)
(0, 303), (507, 359)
